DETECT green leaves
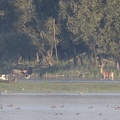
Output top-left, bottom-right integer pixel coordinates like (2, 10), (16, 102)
(0, 0), (119, 64)
(58, 0), (120, 57)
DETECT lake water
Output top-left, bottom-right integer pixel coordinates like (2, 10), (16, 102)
(0, 93), (120, 120)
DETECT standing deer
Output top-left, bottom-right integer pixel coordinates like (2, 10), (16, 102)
(99, 64), (114, 80)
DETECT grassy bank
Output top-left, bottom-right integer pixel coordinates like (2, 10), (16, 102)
(0, 60), (120, 79)
(0, 61), (120, 94)
(34, 65), (120, 80)
(0, 81), (120, 93)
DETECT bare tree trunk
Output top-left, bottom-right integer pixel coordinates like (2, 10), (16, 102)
(115, 56), (120, 70)
(98, 55), (102, 66)
(47, 50), (53, 66)
(77, 54), (84, 66)
(93, 46), (97, 67)
(53, 19), (58, 63)
(36, 52), (40, 63)
(73, 44), (77, 66)
(41, 51), (53, 67)
(88, 50), (93, 66)
(18, 56), (22, 64)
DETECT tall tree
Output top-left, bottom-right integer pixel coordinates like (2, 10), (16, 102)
(58, 0), (101, 65)
(0, 0), (20, 33)
(97, 0), (120, 69)
(58, 0), (120, 67)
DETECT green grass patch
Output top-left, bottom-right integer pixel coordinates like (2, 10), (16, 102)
(0, 81), (120, 93)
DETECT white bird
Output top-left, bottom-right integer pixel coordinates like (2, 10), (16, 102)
(0, 74), (8, 81)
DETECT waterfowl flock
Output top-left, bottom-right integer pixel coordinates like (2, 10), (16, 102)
(7, 104), (13, 107)
(0, 104), (20, 110)
(0, 67), (33, 83)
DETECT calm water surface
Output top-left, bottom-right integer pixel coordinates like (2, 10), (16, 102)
(0, 93), (120, 120)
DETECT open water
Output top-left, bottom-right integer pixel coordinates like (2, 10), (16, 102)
(0, 93), (120, 120)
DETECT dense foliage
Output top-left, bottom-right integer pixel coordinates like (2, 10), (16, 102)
(0, 0), (119, 69)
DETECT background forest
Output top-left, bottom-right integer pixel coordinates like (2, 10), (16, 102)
(0, 0), (120, 78)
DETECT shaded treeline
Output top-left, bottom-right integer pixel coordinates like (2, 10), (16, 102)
(0, 0), (119, 70)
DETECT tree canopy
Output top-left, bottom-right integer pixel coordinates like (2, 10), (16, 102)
(0, 0), (119, 68)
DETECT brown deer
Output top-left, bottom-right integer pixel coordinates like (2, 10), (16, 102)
(99, 64), (114, 80)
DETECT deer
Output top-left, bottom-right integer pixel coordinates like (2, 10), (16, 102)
(99, 64), (114, 80)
